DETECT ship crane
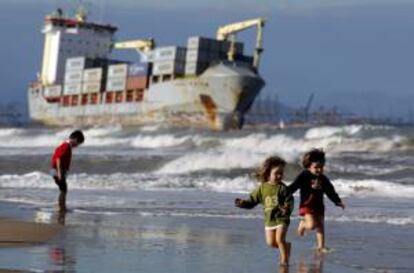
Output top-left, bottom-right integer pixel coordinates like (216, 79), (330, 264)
(112, 39), (155, 61)
(216, 17), (266, 70)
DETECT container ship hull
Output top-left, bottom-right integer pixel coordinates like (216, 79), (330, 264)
(28, 11), (266, 130)
(28, 64), (264, 130)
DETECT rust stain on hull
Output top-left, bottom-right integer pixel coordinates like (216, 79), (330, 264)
(199, 94), (218, 129)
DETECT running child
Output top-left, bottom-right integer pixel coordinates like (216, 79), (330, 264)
(50, 130), (85, 212)
(287, 148), (345, 252)
(235, 156), (294, 266)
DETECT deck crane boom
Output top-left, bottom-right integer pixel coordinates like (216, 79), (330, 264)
(112, 39), (155, 61)
(216, 17), (266, 70)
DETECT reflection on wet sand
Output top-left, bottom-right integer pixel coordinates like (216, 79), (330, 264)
(48, 211), (77, 273)
(278, 252), (324, 273)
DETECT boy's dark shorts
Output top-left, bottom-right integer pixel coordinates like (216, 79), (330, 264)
(53, 176), (67, 193)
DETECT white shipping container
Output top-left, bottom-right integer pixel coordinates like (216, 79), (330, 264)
(64, 83), (82, 95)
(64, 70), (83, 83)
(153, 61), (185, 75)
(83, 68), (103, 82)
(106, 78), (126, 91)
(155, 46), (186, 62)
(82, 81), (101, 93)
(43, 85), (62, 97)
(65, 57), (86, 71)
(108, 64), (128, 78)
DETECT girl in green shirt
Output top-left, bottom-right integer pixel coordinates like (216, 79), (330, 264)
(235, 156), (294, 266)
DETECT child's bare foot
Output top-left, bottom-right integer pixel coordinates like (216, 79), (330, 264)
(297, 220), (305, 236)
(317, 247), (331, 253)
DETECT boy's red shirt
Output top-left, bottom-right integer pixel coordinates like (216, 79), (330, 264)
(51, 141), (72, 172)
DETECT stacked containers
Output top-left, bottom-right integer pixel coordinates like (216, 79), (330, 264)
(106, 63), (128, 91)
(152, 46), (186, 76)
(64, 57), (93, 95)
(185, 36), (245, 76)
(185, 37), (213, 75)
(82, 68), (104, 93)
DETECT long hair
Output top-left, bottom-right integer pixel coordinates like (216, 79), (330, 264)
(254, 156), (286, 183)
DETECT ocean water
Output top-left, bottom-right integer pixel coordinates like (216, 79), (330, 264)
(0, 124), (413, 272)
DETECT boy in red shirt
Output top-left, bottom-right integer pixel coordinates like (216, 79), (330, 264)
(50, 130), (85, 212)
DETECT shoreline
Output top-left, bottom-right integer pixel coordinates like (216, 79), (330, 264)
(0, 199), (413, 273)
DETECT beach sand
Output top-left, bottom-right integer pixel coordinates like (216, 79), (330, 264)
(0, 200), (412, 273)
(0, 217), (60, 247)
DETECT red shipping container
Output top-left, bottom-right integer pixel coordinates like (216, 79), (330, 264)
(126, 76), (148, 90)
(62, 96), (70, 106)
(106, 92), (114, 104)
(90, 93), (99, 104)
(81, 94), (88, 105)
(71, 95), (79, 106)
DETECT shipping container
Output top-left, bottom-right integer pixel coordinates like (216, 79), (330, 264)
(65, 57), (92, 71)
(219, 41), (244, 55)
(185, 49), (210, 63)
(209, 39), (221, 52)
(235, 55), (254, 66)
(126, 76), (148, 90)
(82, 81), (102, 93)
(153, 61), (185, 75)
(128, 63), (149, 77)
(185, 62), (209, 75)
(187, 36), (213, 50)
(64, 70), (83, 83)
(43, 85), (62, 97)
(66, 57), (122, 72)
(106, 78), (126, 91)
(63, 83), (82, 95)
(83, 68), (103, 82)
(108, 63), (128, 79)
(154, 46), (186, 62)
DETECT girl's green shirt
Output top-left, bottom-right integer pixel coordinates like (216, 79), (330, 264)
(239, 182), (294, 227)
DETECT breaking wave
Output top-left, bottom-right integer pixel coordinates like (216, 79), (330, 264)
(1, 172), (413, 199)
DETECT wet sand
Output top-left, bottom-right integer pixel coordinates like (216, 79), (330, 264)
(0, 217), (60, 247)
(0, 199), (413, 273)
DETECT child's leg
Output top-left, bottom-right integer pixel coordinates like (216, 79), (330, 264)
(265, 229), (278, 248)
(58, 191), (67, 212)
(298, 213), (318, 236)
(54, 176), (68, 212)
(315, 215), (325, 250)
(276, 226), (289, 265)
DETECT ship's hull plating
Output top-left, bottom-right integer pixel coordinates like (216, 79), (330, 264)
(28, 64), (264, 130)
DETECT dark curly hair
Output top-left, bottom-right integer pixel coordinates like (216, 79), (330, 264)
(302, 148), (325, 168)
(254, 156), (286, 183)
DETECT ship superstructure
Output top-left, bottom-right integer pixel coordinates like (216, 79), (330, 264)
(28, 8), (266, 130)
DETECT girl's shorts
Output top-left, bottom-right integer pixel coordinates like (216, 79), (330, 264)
(265, 224), (287, 231)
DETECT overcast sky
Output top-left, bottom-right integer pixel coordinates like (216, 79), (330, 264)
(1, 0), (413, 118)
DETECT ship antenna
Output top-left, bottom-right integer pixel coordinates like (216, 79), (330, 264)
(76, 5), (88, 22)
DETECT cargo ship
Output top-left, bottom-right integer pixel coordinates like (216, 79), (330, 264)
(28, 8), (266, 130)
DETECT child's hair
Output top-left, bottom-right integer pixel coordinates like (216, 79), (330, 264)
(302, 148), (325, 168)
(69, 130), (85, 144)
(254, 156), (286, 183)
